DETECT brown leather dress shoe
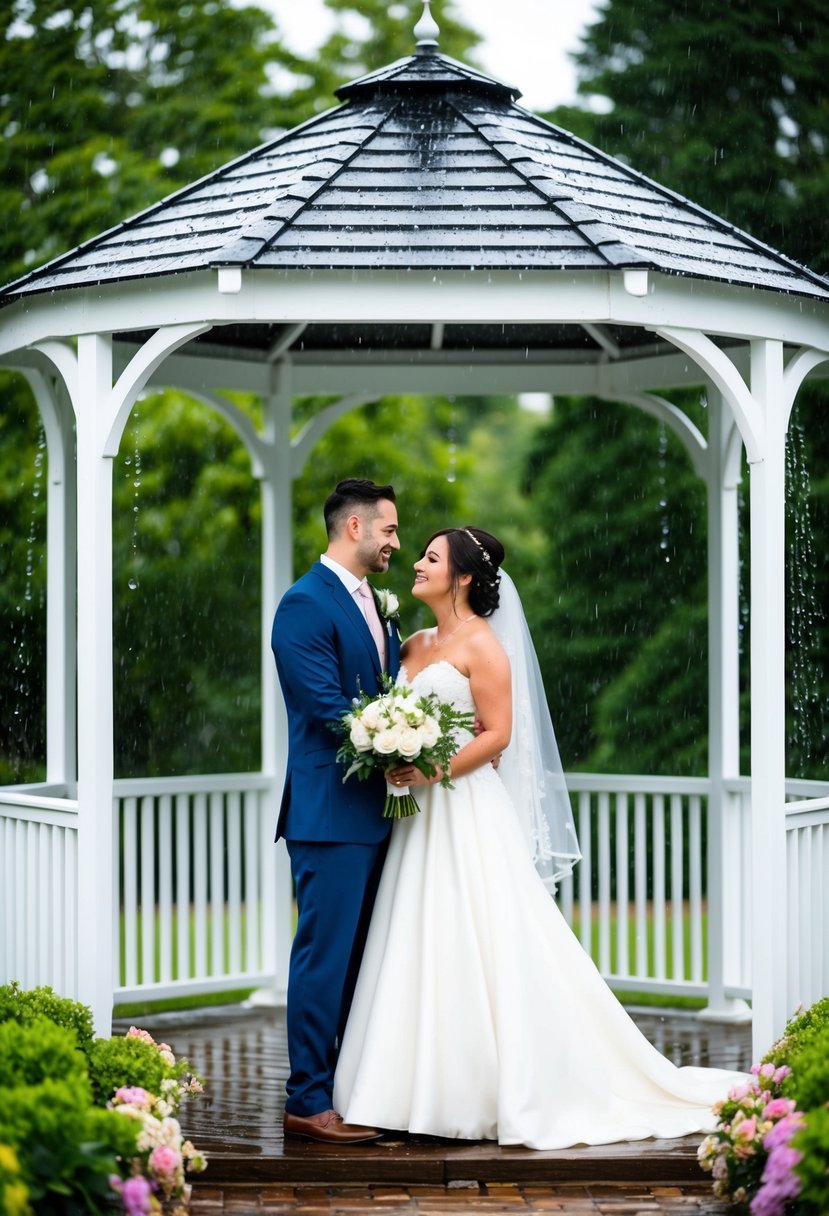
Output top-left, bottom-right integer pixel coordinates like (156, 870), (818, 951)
(283, 1108), (383, 1143)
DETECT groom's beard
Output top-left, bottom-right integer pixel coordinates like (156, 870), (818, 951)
(358, 543), (394, 574)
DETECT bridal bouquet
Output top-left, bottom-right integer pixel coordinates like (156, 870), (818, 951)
(336, 676), (474, 817)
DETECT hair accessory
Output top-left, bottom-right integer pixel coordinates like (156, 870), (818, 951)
(462, 528), (492, 564)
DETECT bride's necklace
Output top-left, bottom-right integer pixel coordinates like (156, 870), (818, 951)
(434, 613), (476, 649)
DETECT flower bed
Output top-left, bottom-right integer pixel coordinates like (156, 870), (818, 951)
(698, 996), (829, 1215)
(0, 982), (206, 1215)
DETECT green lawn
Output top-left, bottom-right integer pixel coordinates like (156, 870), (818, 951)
(113, 903), (710, 1018)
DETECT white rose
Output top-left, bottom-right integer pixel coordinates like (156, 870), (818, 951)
(360, 701), (383, 730)
(372, 728), (400, 755)
(419, 716), (440, 748)
(383, 592), (399, 616)
(349, 719), (373, 751)
(396, 726), (423, 758)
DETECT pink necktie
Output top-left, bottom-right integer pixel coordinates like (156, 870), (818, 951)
(357, 581), (386, 664)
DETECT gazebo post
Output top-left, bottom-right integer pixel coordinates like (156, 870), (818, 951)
(257, 361), (295, 1002)
(700, 389), (751, 1024)
(20, 369), (77, 790)
(75, 333), (116, 1033)
(747, 339), (789, 1055)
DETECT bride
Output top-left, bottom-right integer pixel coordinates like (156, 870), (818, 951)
(333, 526), (747, 1149)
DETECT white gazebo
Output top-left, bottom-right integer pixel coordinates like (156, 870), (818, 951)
(1, 6), (828, 1057)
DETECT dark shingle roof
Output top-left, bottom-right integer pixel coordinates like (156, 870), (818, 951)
(3, 44), (828, 305)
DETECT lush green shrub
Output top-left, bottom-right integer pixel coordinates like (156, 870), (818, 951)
(0, 1078), (138, 1215)
(88, 1033), (165, 1105)
(785, 1033), (829, 1113)
(763, 996), (829, 1069)
(793, 1103), (829, 1215)
(0, 1144), (32, 1216)
(0, 983), (94, 1056)
(0, 1017), (89, 1091)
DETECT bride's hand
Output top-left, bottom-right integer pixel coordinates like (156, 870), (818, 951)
(386, 764), (435, 788)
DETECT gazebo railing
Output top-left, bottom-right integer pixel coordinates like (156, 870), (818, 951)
(0, 788), (79, 997)
(3, 772), (828, 1018)
(782, 784), (829, 1012)
(112, 774), (281, 1004)
(558, 775), (711, 1000)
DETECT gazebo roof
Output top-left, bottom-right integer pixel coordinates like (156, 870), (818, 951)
(3, 43), (828, 317)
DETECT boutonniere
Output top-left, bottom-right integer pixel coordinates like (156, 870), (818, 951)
(375, 589), (400, 623)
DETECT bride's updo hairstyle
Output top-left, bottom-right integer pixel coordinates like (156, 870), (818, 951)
(423, 526), (505, 617)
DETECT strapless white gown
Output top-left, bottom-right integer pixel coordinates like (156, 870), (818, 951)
(333, 661), (746, 1149)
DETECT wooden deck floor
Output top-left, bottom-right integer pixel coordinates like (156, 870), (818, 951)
(115, 1003), (752, 1188)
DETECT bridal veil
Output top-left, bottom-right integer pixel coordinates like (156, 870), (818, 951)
(489, 570), (581, 891)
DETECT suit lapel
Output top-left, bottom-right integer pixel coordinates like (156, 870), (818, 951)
(312, 562), (382, 674)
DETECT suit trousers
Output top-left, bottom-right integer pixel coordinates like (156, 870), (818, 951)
(284, 837), (389, 1116)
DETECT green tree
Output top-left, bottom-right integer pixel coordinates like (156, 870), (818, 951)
(523, 396), (708, 773)
(526, 0), (829, 778)
(0, 0), (490, 779)
(564, 0), (829, 272)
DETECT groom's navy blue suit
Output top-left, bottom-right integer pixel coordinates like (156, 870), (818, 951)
(272, 560), (401, 1116)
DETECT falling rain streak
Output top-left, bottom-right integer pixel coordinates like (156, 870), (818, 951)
(12, 425), (46, 726)
(785, 417), (824, 774)
(126, 410), (142, 591)
(657, 423), (671, 563)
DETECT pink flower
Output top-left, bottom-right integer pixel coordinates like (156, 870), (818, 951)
(762, 1097), (796, 1121)
(113, 1086), (152, 1110)
(758, 1063), (776, 1080)
(149, 1144), (181, 1176)
(728, 1081), (754, 1102)
(764, 1110), (805, 1151)
(750, 1113), (805, 1216)
(110, 1174), (154, 1216)
(731, 1113), (759, 1158)
(127, 1026), (155, 1045)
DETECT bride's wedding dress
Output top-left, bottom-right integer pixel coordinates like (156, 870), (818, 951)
(333, 659), (746, 1150)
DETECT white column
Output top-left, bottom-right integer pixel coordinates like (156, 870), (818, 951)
(75, 334), (116, 1034)
(47, 389), (77, 789)
(748, 339), (789, 1057)
(255, 362), (295, 1003)
(22, 370), (77, 791)
(700, 389), (751, 1023)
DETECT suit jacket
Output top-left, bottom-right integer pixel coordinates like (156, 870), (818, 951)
(271, 561), (402, 844)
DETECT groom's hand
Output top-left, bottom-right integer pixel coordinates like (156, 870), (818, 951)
(473, 716), (502, 770)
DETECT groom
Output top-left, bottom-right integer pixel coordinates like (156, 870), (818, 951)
(271, 478), (401, 1143)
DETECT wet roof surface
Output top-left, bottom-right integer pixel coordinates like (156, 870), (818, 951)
(3, 45), (827, 326)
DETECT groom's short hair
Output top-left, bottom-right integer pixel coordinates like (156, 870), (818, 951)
(324, 478), (396, 538)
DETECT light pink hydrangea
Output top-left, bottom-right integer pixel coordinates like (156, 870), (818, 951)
(110, 1173), (154, 1216)
(126, 1026), (155, 1045)
(149, 1144), (181, 1176)
(114, 1086), (153, 1111)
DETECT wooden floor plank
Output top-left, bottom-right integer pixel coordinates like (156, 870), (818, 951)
(114, 1004), (751, 1187)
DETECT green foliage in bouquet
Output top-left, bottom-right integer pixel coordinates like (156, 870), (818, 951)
(0, 982), (94, 1056)
(0, 1144), (32, 1216)
(88, 1034), (165, 1105)
(0, 1017), (89, 1090)
(0, 1076), (138, 1215)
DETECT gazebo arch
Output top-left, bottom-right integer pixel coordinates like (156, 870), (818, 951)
(2, 5), (828, 1057)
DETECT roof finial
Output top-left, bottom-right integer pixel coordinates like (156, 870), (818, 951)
(413, 0), (440, 48)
